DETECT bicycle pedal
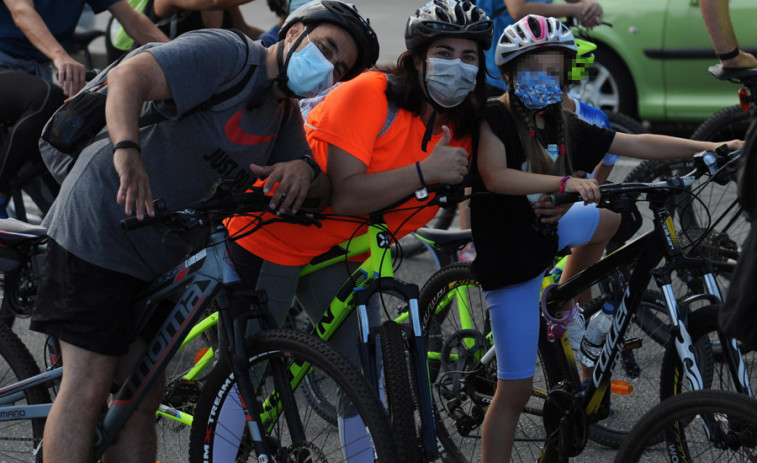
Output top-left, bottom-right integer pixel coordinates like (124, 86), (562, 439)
(622, 337), (642, 350)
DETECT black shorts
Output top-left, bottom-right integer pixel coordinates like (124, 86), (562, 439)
(30, 240), (148, 356)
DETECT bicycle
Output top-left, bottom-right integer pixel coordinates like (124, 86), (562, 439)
(615, 389), (757, 462)
(0, 182), (398, 462)
(621, 66), (757, 299)
(186, 182), (469, 462)
(416, 151), (754, 462)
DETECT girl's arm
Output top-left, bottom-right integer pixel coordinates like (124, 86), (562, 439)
(478, 119), (600, 201)
(609, 132), (743, 160)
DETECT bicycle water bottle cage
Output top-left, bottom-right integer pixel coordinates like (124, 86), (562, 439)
(540, 284), (575, 342)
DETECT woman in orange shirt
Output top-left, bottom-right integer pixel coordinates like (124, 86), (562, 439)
(226, 0), (491, 358)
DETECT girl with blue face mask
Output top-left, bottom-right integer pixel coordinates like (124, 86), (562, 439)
(468, 14), (743, 462)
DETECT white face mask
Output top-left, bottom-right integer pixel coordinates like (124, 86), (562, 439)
(286, 37), (335, 98)
(424, 58), (479, 108)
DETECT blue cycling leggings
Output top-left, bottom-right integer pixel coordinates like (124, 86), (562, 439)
(485, 202), (600, 380)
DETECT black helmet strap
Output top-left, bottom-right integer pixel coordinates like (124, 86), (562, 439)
(276, 23), (317, 97)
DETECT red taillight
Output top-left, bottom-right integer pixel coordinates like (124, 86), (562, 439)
(739, 87), (751, 112)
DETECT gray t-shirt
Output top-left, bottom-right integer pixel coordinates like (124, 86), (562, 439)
(43, 29), (311, 281)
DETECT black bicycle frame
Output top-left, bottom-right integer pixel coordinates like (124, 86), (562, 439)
(544, 190), (752, 421)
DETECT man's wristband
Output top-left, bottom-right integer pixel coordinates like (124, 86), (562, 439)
(717, 47), (740, 61)
(560, 175), (571, 193)
(113, 140), (141, 153)
(300, 155), (321, 179)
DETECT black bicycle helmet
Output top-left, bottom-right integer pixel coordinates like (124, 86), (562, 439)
(405, 0), (493, 52)
(279, 0), (379, 80)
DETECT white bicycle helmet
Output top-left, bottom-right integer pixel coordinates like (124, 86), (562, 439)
(495, 15), (577, 69)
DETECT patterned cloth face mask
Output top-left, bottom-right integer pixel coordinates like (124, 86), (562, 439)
(286, 36), (335, 98)
(514, 71), (563, 109)
(425, 58), (479, 108)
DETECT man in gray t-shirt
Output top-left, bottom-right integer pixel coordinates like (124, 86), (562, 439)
(29, 2), (379, 461)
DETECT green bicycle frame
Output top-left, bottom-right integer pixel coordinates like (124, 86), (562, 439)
(160, 221), (403, 426)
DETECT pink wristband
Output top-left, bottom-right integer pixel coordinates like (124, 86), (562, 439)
(560, 175), (571, 194)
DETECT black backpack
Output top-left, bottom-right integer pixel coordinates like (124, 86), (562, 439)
(40, 29), (254, 184)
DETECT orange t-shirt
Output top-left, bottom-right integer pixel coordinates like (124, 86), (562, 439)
(226, 71), (473, 266)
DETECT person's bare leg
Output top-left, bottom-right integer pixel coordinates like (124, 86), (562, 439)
(560, 209), (621, 307)
(103, 339), (165, 463)
(560, 209), (621, 379)
(43, 341), (116, 463)
(481, 377), (532, 463)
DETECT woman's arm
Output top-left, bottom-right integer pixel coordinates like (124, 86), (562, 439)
(328, 126), (469, 215)
(609, 132), (743, 160)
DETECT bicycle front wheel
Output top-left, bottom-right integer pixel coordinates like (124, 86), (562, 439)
(615, 389), (757, 462)
(187, 328), (397, 463)
(419, 262), (551, 462)
(0, 322), (51, 461)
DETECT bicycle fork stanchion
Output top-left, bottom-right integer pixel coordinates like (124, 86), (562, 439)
(354, 277), (440, 461)
(226, 289), (307, 458)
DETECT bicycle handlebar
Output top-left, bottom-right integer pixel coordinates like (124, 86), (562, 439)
(120, 181), (321, 231)
(550, 177), (697, 207)
(551, 147), (740, 207)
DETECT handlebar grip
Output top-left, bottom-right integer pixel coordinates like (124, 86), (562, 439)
(121, 214), (168, 231)
(550, 192), (582, 206)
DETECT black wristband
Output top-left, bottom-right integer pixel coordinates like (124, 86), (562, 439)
(717, 47), (740, 61)
(113, 140), (141, 153)
(300, 155), (321, 179)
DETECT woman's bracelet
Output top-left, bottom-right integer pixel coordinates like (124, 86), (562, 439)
(560, 175), (571, 193)
(415, 161), (427, 188)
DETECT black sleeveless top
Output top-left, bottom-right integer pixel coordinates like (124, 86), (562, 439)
(469, 100), (615, 290)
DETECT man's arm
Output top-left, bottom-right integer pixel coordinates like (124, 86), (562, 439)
(504, 0), (603, 29)
(3, 0), (85, 95)
(699, 0), (757, 68)
(105, 51), (173, 219)
(109, 0), (170, 48)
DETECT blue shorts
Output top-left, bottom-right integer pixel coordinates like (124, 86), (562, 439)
(484, 202), (600, 380)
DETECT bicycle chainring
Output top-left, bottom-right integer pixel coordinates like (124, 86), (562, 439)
(543, 380), (587, 457)
(277, 441), (328, 463)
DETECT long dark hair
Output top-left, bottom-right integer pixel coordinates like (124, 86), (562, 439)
(378, 44), (488, 139)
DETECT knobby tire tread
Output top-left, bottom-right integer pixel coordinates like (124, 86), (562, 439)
(187, 329), (398, 463)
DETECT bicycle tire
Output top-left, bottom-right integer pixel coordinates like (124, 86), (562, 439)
(0, 321), (51, 461)
(380, 320), (423, 462)
(605, 111), (647, 135)
(614, 389), (757, 462)
(691, 104), (751, 142)
(418, 262), (552, 462)
(187, 328), (398, 463)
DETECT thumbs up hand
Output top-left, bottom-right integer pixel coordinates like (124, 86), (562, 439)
(419, 126), (469, 185)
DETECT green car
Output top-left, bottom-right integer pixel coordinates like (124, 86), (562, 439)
(560, 0), (757, 123)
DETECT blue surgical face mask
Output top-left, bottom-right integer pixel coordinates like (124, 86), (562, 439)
(513, 71), (562, 109)
(286, 37), (335, 98)
(425, 58), (479, 108)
